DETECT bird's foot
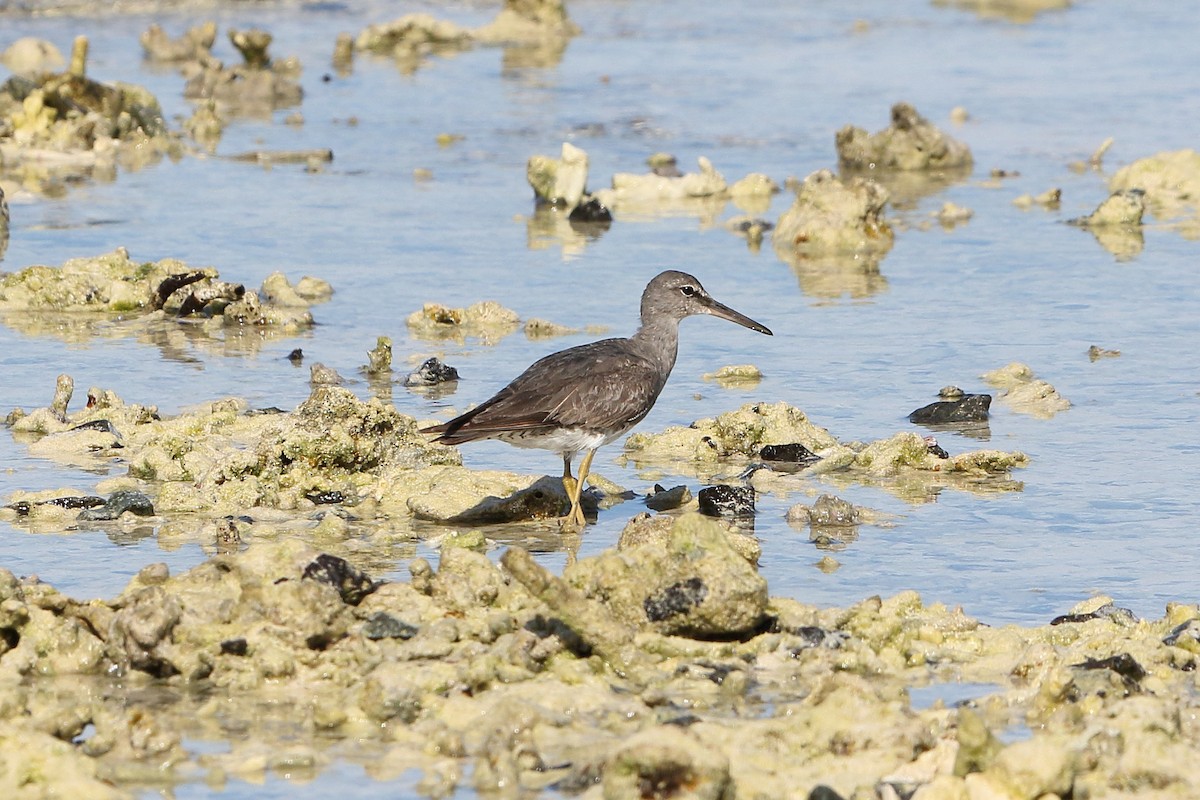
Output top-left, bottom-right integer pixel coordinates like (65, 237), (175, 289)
(558, 501), (588, 532)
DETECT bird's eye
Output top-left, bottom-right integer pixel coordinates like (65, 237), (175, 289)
(680, 285), (696, 297)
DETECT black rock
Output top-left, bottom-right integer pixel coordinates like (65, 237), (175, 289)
(304, 489), (345, 505)
(645, 484), (691, 511)
(568, 197), (613, 224)
(153, 271), (209, 309)
(1050, 602), (1138, 626)
(643, 577), (708, 622)
(44, 495), (106, 510)
(759, 442), (820, 465)
(77, 490), (155, 521)
(362, 611), (419, 641)
(697, 484), (755, 518)
(1072, 653), (1147, 686)
(69, 419), (119, 435)
(220, 638), (249, 656)
(405, 357), (460, 387)
(301, 553), (380, 605)
(287, 348), (304, 363)
(908, 393), (991, 424)
(925, 437), (949, 459)
(808, 786), (847, 800)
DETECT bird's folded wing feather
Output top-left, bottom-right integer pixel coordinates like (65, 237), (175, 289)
(431, 341), (664, 442)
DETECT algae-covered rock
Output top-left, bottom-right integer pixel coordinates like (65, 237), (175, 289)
(6, 379), (461, 518)
(836, 102), (973, 172)
(564, 513), (768, 639)
(773, 168), (894, 255)
(1108, 149), (1200, 222)
(0, 525), (1199, 797)
(603, 725), (732, 800)
(1, 37), (65, 76)
(624, 401), (840, 467)
(526, 141), (589, 210)
(140, 22), (216, 63)
(1068, 188), (1147, 259)
(981, 362), (1070, 418)
(591, 156), (734, 216)
(406, 299), (521, 344)
(356, 0), (578, 73)
(0, 249), (325, 344)
(0, 38), (174, 194)
(405, 469), (567, 523)
(702, 364), (764, 389)
(181, 28), (303, 114)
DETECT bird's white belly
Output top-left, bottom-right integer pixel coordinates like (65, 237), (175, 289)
(497, 427), (616, 454)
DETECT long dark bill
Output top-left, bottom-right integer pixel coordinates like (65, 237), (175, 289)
(702, 296), (773, 336)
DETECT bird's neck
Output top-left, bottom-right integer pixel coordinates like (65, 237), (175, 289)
(631, 315), (680, 376)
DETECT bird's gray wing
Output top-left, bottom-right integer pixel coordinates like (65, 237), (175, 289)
(426, 340), (665, 444)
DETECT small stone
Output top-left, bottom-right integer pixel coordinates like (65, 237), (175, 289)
(759, 442), (820, 465)
(1088, 345), (1120, 361)
(362, 611), (418, 641)
(645, 484), (691, 512)
(77, 490), (155, 521)
(404, 357), (460, 386)
(309, 363), (344, 386)
(301, 553), (380, 605)
(697, 485), (755, 518)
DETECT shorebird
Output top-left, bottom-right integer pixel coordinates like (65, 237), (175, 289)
(422, 270), (772, 529)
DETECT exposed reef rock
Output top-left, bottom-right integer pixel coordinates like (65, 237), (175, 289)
(182, 28), (303, 114)
(981, 362), (1071, 418)
(0, 249), (324, 340)
(836, 102), (974, 172)
(773, 168), (894, 256)
(0, 35), (175, 193)
(0, 518), (1197, 798)
(356, 0), (579, 73)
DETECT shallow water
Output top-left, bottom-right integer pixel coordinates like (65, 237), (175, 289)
(1, 0), (1199, 792)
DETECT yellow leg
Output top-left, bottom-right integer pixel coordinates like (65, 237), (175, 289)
(560, 452), (578, 512)
(562, 449), (595, 529)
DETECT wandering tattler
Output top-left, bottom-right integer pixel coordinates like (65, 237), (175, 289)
(422, 270), (772, 529)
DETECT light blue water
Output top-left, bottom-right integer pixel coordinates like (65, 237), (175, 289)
(1, 6), (1199, 792)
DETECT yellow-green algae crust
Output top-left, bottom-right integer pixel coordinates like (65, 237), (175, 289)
(0, 515), (1197, 798)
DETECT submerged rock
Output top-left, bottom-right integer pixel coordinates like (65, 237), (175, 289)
(644, 484), (691, 512)
(836, 102), (973, 172)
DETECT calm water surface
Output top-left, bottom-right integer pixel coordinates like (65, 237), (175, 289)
(0, 1), (1198, 791)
